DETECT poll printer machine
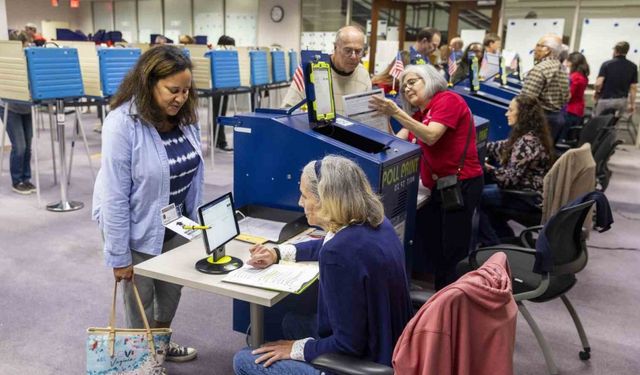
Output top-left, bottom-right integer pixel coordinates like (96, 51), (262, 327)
(479, 56), (520, 100)
(219, 54), (426, 340)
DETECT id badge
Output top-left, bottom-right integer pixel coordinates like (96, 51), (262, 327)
(161, 203), (201, 240)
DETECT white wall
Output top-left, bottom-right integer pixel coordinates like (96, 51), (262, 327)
(5, 0), (88, 34)
(0, 0), (8, 39)
(257, 0), (300, 51)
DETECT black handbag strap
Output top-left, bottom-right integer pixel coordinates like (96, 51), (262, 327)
(422, 111), (474, 178)
(457, 111), (474, 176)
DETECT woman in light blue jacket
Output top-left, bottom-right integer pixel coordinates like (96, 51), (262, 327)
(92, 45), (204, 363)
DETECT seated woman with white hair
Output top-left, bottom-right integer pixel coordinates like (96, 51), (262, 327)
(369, 64), (484, 290)
(233, 155), (412, 375)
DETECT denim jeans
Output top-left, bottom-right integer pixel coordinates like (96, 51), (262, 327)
(478, 183), (540, 245)
(1, 107), (32, 185)
(233, 312), (322, 375)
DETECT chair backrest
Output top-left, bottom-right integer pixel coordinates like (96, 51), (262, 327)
(593, 131), (617, 168)
(578, 114), (615, 147)
(539, 200), (594, 275)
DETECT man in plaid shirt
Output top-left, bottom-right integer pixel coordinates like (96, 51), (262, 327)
(521, 34), (569, 142)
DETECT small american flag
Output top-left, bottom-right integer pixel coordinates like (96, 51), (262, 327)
(448, 52), (458, 77)
(390, 52), (404, 79)
(293, 65), (305, 92)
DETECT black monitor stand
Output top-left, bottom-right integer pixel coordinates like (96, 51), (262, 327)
(195, 245), (243, 274)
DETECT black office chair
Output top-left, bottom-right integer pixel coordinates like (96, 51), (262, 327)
(310, 290), (432, 375)
(461, 199), (601, 375)
(592, 131), (623, 192)
(556, 114), (615, 153)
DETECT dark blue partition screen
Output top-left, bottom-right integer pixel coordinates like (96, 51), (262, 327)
(271, 51), (287, 83)
(288, 50), (298, 79)
(249, 50), (269, 86)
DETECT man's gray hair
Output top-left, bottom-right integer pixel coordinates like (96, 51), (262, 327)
(398, 64), (448, 113)
(334, 25), (365, 45)
(541, 34), (563, 59)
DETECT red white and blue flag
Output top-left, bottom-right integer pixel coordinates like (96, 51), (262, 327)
(293, 65), (305, 91)
(390, 52), (405, 79)
(448, 52), (458, 77)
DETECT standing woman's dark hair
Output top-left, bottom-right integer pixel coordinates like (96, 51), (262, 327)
(501, 95), (555, 165)
(566, 52), (590, 77)
(111, 45), (198, 128)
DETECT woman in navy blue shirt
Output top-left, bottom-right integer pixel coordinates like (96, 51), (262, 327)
(233, 155), (412, 374)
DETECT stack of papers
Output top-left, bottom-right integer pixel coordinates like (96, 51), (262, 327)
(222, 263), (319, 294)
(238, 217), (287, 243)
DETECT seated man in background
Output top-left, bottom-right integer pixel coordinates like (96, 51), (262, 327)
(233, 155), (412, 375)
(594, 41), (638, 116)
(282, 25), (371, 115)
(521, 34), (569, 143)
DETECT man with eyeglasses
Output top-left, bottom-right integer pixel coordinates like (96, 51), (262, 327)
(409, 27), (441, 65)
(521, 34), (569, 142)
(282, 25), (371, 115)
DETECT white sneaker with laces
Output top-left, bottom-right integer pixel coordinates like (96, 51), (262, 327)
(165, 342), (197, 362)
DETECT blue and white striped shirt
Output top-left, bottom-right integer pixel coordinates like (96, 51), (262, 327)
(159, 126), (201, 216)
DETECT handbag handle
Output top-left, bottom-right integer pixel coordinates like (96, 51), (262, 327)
(108, 280), (157, 357)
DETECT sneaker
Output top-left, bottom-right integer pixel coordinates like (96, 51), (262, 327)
(216, 145), (234, 152)
(165, 342), (197, 362)
(12, 182), (32, 195)
(23, 181), (37, 192)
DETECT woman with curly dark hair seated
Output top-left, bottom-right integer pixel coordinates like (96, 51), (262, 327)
(479, 95), (555, 245)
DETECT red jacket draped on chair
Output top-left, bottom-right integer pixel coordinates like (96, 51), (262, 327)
(393, 252), (518, 375)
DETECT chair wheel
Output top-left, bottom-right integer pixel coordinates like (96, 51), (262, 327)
(579, 350), (591, 360)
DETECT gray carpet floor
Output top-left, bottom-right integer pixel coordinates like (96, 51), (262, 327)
(0, 108), (639, 375)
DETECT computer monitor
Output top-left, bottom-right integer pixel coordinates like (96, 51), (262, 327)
(195, 192), (243, 274)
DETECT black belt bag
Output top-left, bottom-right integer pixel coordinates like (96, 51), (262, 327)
(430, 113), (473, 212)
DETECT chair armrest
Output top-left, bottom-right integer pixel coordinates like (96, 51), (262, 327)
(311, 353), (394, 375)
(410, 290), (434, 308)
(470, 245), (537, 268)
(500, 189), (540, 199)
(519, 225), (544, 248)
(555, 143), (572, 152)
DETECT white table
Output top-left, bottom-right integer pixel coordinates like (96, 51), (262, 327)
(134, 238), (290, 347)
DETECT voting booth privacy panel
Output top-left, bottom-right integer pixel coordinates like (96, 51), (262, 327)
(26, 48), (84, 100)
(98, 48), (141, 97)
(0, 41), (30, 102)
(60, 41), (102, 97)
(505, 18), (565, 75)
(579, 18), (640, 84)
(184, 44), (212, 90)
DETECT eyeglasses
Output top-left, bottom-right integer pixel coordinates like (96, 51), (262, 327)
(401, 78), (422, 92)
(341, 47), (364, 57)
(535, 43), (549, 49)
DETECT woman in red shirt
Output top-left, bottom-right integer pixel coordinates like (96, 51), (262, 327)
(562, 52), (589, 140)
(370, 64), (483, 290)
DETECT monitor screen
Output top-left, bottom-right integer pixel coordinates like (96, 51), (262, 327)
(313, 67), (333, 116)
(197, 193), (240, 255)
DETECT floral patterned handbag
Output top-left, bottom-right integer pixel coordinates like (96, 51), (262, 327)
(86, 281), (172, 375)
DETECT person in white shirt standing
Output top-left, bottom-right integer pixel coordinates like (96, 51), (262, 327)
(282, 25), (371, 115)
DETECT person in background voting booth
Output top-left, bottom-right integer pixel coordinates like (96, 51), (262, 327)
(1, 31), (35, 194)
(483, 33), (502, 55)
(449, 42), (485, 86)
(410, 27), (441, 65)
(369, 64), (483, 290)
(594, 41), (638, 116)
(479, 95), (555, 245)
(233, 155), (412, 375)
(92, 45), (203, 363)
(521, 34), (569, 143)
(281, 25), (371, 115)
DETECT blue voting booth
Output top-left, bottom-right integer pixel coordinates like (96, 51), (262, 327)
(25, 47), (86, 212)
(206, 49), (242, 89)
(288, 50), (298, 79)
(271, 50), (287, 83)
(249, 50), (269, 86)
(98, 48), (141, 97)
